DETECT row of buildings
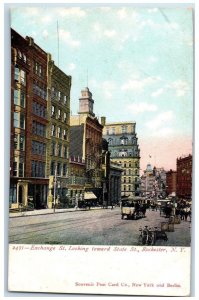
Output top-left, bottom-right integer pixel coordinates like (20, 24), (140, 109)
(140, 154), (192, 200)
(9, 28), (141, 210)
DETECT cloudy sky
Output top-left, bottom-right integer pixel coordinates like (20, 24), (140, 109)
(10, 4), (193, 172)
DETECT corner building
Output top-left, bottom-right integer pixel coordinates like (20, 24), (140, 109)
(103, 122), (140, 197)
(10, 29), (49, 209)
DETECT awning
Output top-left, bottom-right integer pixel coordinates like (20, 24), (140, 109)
(84, 192), (97, 200)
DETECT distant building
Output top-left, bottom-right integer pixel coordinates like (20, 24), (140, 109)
(140, 165), (166, 198)
(166, 169), (177, 196)
(140, 164), (154, 197)
(103, 122), (140, 197)
(176, 154), (192, 199)
(67, 156), (86, 206)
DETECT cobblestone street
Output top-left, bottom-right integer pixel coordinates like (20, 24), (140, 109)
(9, 207), (191, 246)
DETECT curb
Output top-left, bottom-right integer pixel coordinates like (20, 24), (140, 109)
(9, 207), (113, 218)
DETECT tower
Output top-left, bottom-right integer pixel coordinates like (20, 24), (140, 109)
(78, 87), (95, 117)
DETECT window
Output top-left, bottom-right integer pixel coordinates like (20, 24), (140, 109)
(51, 105), (55, 117)
(14, 67), (19, 81)
(58, 91), (61, 101)
(63, 164), (67, 176)
(58, 127), (62, 138)
(20, 113), (25, 129)
(64, 95), (67, 104)
(57, 162), (61, 176)
(51, 142), (56, 156)
(32, 121), (46, 137)
(128, 185), (131, 191)
(19, 135), (25, 151)
(20, 70), (26, 86)
(31, 160), (45, 177)
(63, 146), (67, 158)
(14, 89), (19, 105)
(51, 125), (56, 136)
(9, 183), (17, 205)
(32, 141), (46, 155)
(19, 161), (24, 177)
(13, 161), (17, 177)
(63, 129), (67, 140)
(58, 109), (61, 119)
(58, 143), (62, 157)
(106, 128), (109, 135)
(14, 112), (19, 128)
(124, 185), (126, 191)
(124, 177), (126, 183)
(50, 161), (55, 176)
(13, 157), (24, 177)
(129, 177), (131, 183)
(64, 113), (67, 123)
(121, 125), (127, 134)
(112, 127), (115, 135)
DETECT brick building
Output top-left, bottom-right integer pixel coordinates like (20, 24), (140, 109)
(70, 87), (104, 202)
(10, 29), (49, 209)
(166, 169), (177, 196)
(9, 29), (71, 210)
(176, 154), (192, 199)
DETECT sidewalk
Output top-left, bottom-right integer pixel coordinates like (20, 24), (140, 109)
(9, 206), (114, 218)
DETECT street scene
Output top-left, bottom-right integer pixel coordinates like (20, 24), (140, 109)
(8, 7), (193, 248)
(9, 204), (191, 246)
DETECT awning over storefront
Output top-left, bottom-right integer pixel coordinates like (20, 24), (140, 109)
(84, 192), (97, 200)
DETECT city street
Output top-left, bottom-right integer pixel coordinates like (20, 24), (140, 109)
(9, 207), (191, 246)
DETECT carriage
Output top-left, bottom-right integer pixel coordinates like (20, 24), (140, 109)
(121, 197), (147, 220)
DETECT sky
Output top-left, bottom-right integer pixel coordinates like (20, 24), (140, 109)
(10, 4), (193, 173)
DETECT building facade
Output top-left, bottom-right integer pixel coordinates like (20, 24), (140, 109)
(47, 59), (71, 208)
(103, 122), (140, 197)
(10, 29), (71, 210)
(67, 156), (86, 206)
(10, 29), (49, 209)
(166, 169), (177, 197)
(70, 87), (104, 202)
(176, 154), (192, 199)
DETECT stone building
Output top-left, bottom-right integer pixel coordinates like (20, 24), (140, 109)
(67, 156), (86, 206)
(70, 87), (104, 202)
(47, 58), (71, 208)
(176, 154), (192, 199)
(140, 164), (154, 197)
(103, 122), (140, 197)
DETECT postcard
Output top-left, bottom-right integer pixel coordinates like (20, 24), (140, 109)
(7, 3), (193, 296)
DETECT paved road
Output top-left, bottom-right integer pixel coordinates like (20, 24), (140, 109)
(9, 207), (191, 246)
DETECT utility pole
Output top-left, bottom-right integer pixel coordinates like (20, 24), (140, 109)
(53, 165), (57, 213)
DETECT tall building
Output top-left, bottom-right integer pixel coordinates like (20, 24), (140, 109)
(47, 58), (71, 208)
(10, 29), (49, 209)
(70, 87), (104, 201)
(9, 29), (71, 210)
(176, 154), (192, 199)
(103, 122), (140, 197)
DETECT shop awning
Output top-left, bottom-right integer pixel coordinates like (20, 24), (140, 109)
(84, 192), (97, 200)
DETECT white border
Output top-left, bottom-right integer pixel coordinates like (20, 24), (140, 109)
(2, 0), (198, 299)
